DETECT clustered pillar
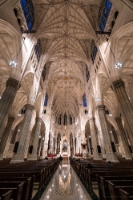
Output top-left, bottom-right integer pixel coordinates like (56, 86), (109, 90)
(0, 78), (20, 140)
(28, 117), (42, 160)
(97, 105), (119, 162)
(0, 116), (15, 160)
(115, 117), (132, 160)
(11, 104), (34, 162)
(89, 118), (102, 160)
(113, 79), (133, 147)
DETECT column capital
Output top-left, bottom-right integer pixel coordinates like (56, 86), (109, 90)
(25, 104), (34, 110)
(97, 105), (105, 111)
(6, 78), (19, 88)
(36, 117), (42, 122)
(112, 79), (125, 89)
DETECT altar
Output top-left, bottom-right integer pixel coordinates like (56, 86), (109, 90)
(61, 139), (69, 161)
(62, 152), (69, 161)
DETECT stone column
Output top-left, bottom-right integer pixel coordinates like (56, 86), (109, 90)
(113, 79), (133, 147)
(40, 138), (44, 159)
(0, 78), (19, 140)
(11, 104), (34, 162)
(97, 105), (119, 162)
(54, 138), (57, 154)
(49, 135), (54, 154)
(89, 118), (102, 160)
(38, 138), (43, 158)
(115, 117), (132, 159)
(42, 131), (49, 158)
(57, 138), (60, 153)
(0, 116), (15, 160)
(28, 117), (42, 160)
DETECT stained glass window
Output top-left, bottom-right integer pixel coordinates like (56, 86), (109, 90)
(103, 8), (109, 18)
(28, 21), (33, 30)
(102, 16), (106, 26)
(82, 94), (87, 107)
(105, 0), (112, 11)
(100, 23), (105, 32)
(24, 6), (29, 16)
(86, 66), (90, 82)
(99, 0), (112, 31)
(44, 93), (48, 106)
(34, 39), (41, 62)
(20, 0), (34, 30)
(20, 0), (27, 8)
(26, 14), (31, 24)
(91, 43), (98, 64)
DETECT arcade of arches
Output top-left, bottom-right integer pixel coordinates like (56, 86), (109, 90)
(0, 0), (133, 172)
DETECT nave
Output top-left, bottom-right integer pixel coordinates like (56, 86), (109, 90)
(40, 163), (91, 200)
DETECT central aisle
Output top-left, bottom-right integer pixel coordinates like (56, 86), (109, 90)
(40, 163), (92, 200)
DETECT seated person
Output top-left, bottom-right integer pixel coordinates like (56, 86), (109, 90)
(108, 161), (113, 166)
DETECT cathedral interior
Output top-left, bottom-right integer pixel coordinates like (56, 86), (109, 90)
(0, 0), (133, 199)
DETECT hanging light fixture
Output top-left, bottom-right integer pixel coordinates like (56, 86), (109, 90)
(115, 62), (122, 69)
(31, 97), (36, 102)
(96, 98), (101, 102)
(9, 60), (17, 68)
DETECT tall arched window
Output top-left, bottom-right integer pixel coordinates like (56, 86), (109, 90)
(91, 41), (98, 64)
(44, 93), (48, 106)
(34, 39), (41, 62)
(64, 113), (67, 125)
(82, 93), (87, 107)
(20, 0), (34, 30)
(42, 65), (46, 81)
(69, 115), (72, 125)
(58, 115), (61, 125)
(99, 0), (112, 31)
(86, 66), (90, 82)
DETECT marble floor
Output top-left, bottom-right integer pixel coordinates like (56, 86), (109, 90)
(40, 163), (92, 200)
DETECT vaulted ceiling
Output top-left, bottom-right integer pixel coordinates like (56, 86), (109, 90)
(32, 0), (102, 116)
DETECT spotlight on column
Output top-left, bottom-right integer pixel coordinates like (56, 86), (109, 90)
(9, 60), (17, 68)
(109, 113), (112, 117)
(39, 135), (41, 138)
(31, 97), (36, 102)
(96, 97), (100, 102)
(43, 137), (44, 140)
(18, 130), (20, 132)
(18, 113), (21, 117)
(115, 62), (122, 69)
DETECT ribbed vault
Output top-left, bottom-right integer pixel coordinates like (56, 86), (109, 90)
(32, 0), (102, 116)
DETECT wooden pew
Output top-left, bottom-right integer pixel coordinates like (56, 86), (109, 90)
(119, 188), (133, 200)
(88, 170), (133, 189)
(0, 170), (43, 189)
(0, 159), (59, 200)
(108, 180), (133, 200)
(0, 190), (12, 200)
(97, 176), (133, 200)
(0, 182), (24, 200)
(0, 177), (32, 200)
